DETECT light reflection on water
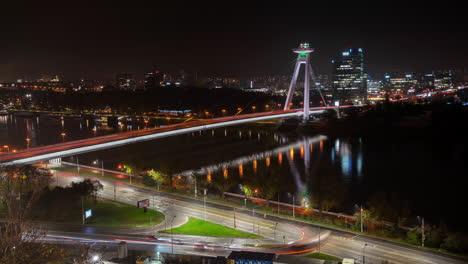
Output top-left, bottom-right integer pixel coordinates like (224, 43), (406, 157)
(1, 113), (366, 208)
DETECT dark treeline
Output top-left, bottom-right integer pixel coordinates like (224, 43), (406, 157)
(1, 87), (282, 115)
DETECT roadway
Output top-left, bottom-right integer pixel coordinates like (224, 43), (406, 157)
(48, 168), (467, 263)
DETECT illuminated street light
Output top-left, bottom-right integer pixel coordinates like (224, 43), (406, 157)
(94, 159), (104, 176)
(26, 138), (30, 149)
(3, 145), (9, 152)
(60, 132), (66, 142)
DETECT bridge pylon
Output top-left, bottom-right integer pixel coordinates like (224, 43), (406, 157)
(284, 43), (327, 121)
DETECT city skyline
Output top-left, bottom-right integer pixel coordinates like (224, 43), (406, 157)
(1, 3), (467, 80)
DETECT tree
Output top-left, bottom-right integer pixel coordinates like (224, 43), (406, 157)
(142, 169), (166, 187)
(308, 162), (345, 217)
(0, 165), (65, 264)
(70, 179), (103, 203)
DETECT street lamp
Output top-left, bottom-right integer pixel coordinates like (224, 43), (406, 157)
(417, 216), (425, 247)
(26, 138), (30, 149)
(360, 206), (364, 232)
(94, 159), (104, 177)
(3, 145), (9, 152)
(274, 222), (278, 238)
(60, 132), (66, 142)
(170, 215), (177, 254)
(203, 188), (207, 220)
(362, 243), (368, 264)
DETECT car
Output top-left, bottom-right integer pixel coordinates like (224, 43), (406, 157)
(171, 239), (184, 245)
(145, 236), (171, 243)
(193, 241), (209, 249)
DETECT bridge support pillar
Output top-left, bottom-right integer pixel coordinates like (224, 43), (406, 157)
(284, 43), (327, 122)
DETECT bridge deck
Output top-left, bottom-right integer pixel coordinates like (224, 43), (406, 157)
(0, 110), (314, 165)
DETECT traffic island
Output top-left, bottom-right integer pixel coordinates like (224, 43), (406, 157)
(159, 217), (262, 238)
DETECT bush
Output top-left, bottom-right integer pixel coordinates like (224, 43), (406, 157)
(441, 232), (463, 253)
(406, 228), (421, 245)
(142, 174), (157, 187)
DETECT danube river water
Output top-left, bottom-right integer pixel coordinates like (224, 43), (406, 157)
(0, 113), (466, 231)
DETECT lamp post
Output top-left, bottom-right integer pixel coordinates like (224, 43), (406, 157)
(3, 145), (9, 153)
(75, 156), (80, 174)
(418, 216), (425, 247)
(194, 174), (197, 199)
(252, 207), (255, 232)
(292, 193), (295, 219)
(233, 207), (237, 228)
(318, 226), (321, 253)
(203, 188), (207, 220)
(60, 132), (66, 142)
(94, 159), (104, 177)
(26, 138), (30, 149)
(360, 205), (364, 233)
(274, 222), (278, 238)
(362, 243), (368, 264)
(170, 215), (176, 254)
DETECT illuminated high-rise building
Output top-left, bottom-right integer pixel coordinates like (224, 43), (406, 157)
(116, 73), (134, 90)
(332, 48), (367, 104)
(144, 70), (163, 90)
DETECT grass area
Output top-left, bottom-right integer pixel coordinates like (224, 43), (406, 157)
(160, 217), (262, 239)
(304, 253), (342, 261)
(57, 198), (164, 227)
(85, 199), (164, 227)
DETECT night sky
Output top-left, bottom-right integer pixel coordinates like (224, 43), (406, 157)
(0, 2), (467, 80)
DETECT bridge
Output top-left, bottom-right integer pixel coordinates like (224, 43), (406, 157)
(0, 108), (339, 166)
(0, 43), (358, 166)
